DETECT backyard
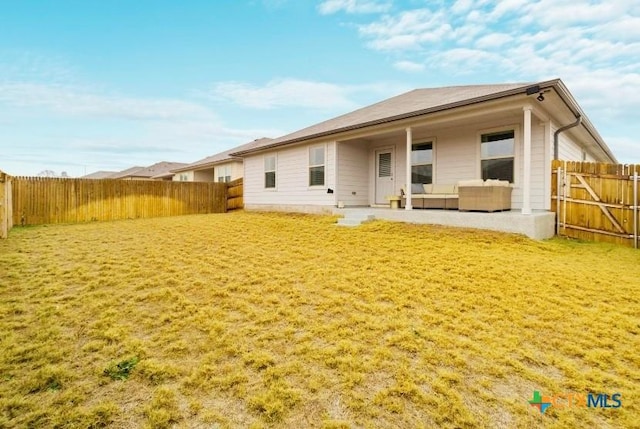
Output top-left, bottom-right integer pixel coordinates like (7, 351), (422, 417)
(0, 211), (638, 428)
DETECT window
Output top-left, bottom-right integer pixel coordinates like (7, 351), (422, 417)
(264, 155), (276, 188)
(179, 173), (189, 182)
(481, 131), (514, 183)
(411, 142), (433, 185)
(309, 146), (325, 186)
(217, 165), (231, 183)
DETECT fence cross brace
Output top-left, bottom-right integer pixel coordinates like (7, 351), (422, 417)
(572, 173), (625, 234)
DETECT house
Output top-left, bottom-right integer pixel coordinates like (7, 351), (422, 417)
(81, 170), (118, 179)
(170, 138), (272, 183)
(232, 79), (616, 216)
(110, 162), (188, 180)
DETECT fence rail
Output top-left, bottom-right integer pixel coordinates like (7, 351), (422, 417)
(10, 176), (228, 227)
(552, 160), (640, 248)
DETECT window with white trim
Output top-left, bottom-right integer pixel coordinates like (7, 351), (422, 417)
(309, 146), (325, 187)
(216, 165), (231, 183)
(179, 173), (189, 181)
(264, 155), (276, 189)
(411, 142), (433, 185)
(480, 130), (514, 183)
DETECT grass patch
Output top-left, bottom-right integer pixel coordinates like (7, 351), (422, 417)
(104, 357), (139, 381)
(1, 211), (638, 427)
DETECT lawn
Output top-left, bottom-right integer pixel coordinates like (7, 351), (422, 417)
(0, 212), (638, 428)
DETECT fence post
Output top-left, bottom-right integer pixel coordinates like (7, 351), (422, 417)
(562, 161), (568, 236)
(0, 171), (8, 239)
(556, 165), (562, 236)
(634, 171), (638, 249)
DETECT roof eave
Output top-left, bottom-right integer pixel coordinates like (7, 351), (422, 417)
(170, 156), (240, 173)
(549, 80), (618, 163)
(232, 82), (548, 156)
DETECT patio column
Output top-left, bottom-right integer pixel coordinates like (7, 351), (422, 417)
(522, 106), (532, 215)
(405, 127), (413, 210)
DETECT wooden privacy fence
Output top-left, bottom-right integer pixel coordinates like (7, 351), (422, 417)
(11, 176), (228, 227)
(226, 177), (243, 210)
(552, 160), (640, 248)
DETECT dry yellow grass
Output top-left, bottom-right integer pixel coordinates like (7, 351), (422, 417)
(0, 211), (638, 428)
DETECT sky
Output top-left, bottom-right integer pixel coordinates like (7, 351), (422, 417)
(1, 0), (638, 177)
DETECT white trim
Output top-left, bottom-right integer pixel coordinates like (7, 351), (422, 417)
(216, 165), (232, 183)
(405, 127), (413, 210)
(264, 153), (277, 190)
(410, 138), (437, 184)
(543, 120), (552, 210)
(522, 106), (532, 215)
(476, 124), (520, 186)
(308, 143), (327, 189)
(374, 146), (395, 205)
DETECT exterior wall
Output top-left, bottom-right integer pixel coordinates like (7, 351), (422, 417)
(244, 141), (337, 208)
(172, 171), (194, 182)
(557, 132), (585, 161)
(214, 161), (243, 182)
(194, 169), (215, 182)
(243, 106), (605, 213)
(230, 161), (244, 181)
(336, 141), (369, 206)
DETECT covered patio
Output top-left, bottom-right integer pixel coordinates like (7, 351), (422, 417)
(334, 207), (555, 240)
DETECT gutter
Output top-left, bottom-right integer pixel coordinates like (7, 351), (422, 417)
(554, 116), (582, 160)
(547, 82), (617, 163)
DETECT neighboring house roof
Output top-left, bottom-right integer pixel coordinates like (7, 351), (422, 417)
(109, 166), (145, 179)
(171, 138), (273, 173)
(111, 162), (188, 179)
(231, 79), (616, 163)
(81, 170), (118, 179)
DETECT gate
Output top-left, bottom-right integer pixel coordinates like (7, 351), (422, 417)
(552, 160), (639, 248)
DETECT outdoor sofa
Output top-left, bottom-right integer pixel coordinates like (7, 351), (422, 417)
(458, 179), (512, 212)
(400, 183), (459, 209)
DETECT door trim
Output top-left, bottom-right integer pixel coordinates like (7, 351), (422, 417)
(374, 147), (395, 205)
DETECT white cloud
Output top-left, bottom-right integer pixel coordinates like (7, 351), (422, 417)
(520, 0), (631, 27)
(393, 60), (425, 72)
(317, 0), (391, 15)
(488, 0), (529, 20)
(211, 79), (357, 110)
(209, 78), (408, 110)
(603, 136), (640, 164)
(0, 79), (278, 176)
(358, 8), (452, 51)
(0, 82), (217, 121)
(450, 0), (474, 15)
(475, 33), (512, 49)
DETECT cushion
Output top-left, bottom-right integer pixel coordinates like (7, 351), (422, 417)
(457, 179), (484, 187)
(484, 179), (510, 187)
(432, 184), (455, 194)
(422, 184), (433, 194)
(411, 183), (424, 194)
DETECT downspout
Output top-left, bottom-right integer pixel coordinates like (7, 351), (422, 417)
(553, 115), (582, 160)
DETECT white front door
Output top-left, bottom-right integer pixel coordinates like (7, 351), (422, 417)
(375, 148), (394, 204)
